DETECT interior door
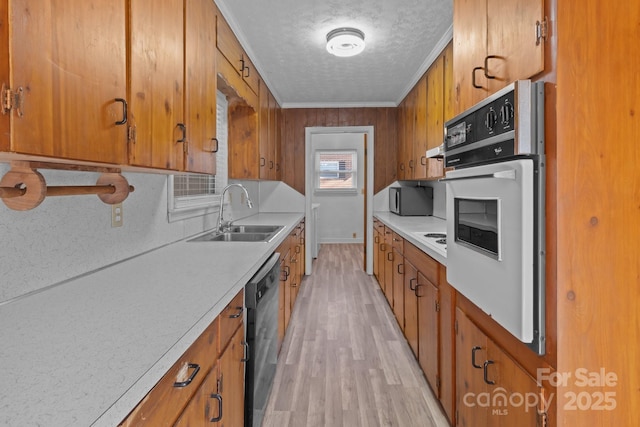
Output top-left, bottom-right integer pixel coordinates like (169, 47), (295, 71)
(311, 132), (365, 244)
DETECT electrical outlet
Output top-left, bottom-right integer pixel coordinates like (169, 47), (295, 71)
(111, 203), (123, 227)
(353, 232), (357, 238)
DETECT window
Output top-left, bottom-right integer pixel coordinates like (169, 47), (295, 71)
(314, 150), (357, 192)
(167, 91), (228, 221)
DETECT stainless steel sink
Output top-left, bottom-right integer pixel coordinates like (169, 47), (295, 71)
(188, 225), (284, 243)
(226, 225), (282, 234)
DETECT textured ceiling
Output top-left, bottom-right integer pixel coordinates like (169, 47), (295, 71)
(216, 0), (453, 108)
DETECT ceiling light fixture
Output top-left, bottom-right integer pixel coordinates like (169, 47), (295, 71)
(326, 27), (365, 57)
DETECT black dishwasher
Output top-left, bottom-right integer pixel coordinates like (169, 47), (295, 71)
(244, 253), (280, 427)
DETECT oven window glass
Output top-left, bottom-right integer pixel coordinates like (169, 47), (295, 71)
(454, 198), (499, 258)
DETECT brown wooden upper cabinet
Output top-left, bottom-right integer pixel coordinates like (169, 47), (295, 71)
(216, 11), (260, 97)
(259, 82), (281, 180)
(0, 1), (128, 165)
(397, 42), (451, 181)
(128, 0), (217, 174)
(453, 0), (545, 114)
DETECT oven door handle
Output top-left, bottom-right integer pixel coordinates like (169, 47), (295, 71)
(439, 169), (516, 182)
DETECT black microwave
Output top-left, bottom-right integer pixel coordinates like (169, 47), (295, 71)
(389, 186), (433, 216)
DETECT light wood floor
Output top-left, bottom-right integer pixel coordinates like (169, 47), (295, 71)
(262, 244), (450, 427)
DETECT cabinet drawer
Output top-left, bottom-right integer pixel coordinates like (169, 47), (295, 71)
(405, 240), (439, 284)
(119, 317), (219, 427)
(219, 289), (244, 354)
(392, 232), (404, 252)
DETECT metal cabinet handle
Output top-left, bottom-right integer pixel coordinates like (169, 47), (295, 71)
(244, 65), (250, 78)
(409, 159), (414, 169)
(282, 265), (290, 281)
(420, 156), (427, 166)
(296, 245), (301, 254)
(471, 346), (483, 369)
(229, 306), (243, 319)
(239, 57), (245, 74)
(114, 98), (127, 125)
(483, 360), (496, 385)
(173, 363), (200, 387)
(397, 263), (404, 275)
(209, 393), (223, 422)
(472, 66), (484, 89)
(415, 283), (424, 297)
(387, 252), (393, 261)
(374, 236), (379, 243)
(260, 157), (266, 167)
(241, 341), (250, 362)
(207, 137), (219, 153)
(176, 123), (187, 143)
(269, 160), (274, 170)
(409, 278), (417, 291)
(484, 55), (498, 79)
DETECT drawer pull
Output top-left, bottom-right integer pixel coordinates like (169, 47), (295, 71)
(471, 346), (483, 369)
(114, 98), (127, 125)
(409, 278), (417, 291)
(173, 363), (200, 388)
(229, 306), (244, 319)
(483, 360), (496, 385)
(209, 393), (223, 422)
(241, 341), (250, 362)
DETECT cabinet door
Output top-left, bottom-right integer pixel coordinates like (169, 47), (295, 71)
(403, 260), (419, 357)
(486, 343), (542, 426)
(268, 91), (278, 179)
(456, 308), (489, 427)
(438, 269), (456, 424)
(404, 87), (417, 178)
(417, 273), (439, 397)
(184, 0), (217, 174)
(7, 0), (127, 163)
(392, 247), (405, 329)
(443, 41), (455, 123)
(129, 0), (184, 170)
(426, 55), (444, 151)
(396, 100), (407, 180)
(486, 0), (544, 93)
(383, 227), (394, 306)
(259, 81), (270, 180)
(218, 325), (246, 427)
(174, 365), (222, 426)
(413, 74), (428, 179)
(373, 224), (380, 280)
(277, 246), (291, 345)
(453, 0), (489, 114)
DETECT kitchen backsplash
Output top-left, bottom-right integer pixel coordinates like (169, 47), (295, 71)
(0, 166), (273, 304)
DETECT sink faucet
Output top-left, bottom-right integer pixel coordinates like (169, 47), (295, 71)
(217, 183), (254, 233)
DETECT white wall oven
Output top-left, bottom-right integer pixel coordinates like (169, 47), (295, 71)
(442, 80), (546, 355)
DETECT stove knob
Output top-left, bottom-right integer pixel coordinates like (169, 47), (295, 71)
(500, 101), (514, 126)
(485, 108), (497, 131)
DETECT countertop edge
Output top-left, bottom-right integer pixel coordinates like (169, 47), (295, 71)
(373, 212), (448, 266)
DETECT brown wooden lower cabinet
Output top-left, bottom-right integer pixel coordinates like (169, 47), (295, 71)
(119, 289), (246, 427)
(277, 219), (306, 348)
(456, 308), (547, 426)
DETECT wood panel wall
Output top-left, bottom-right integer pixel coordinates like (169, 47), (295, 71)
(280, 108), (397, 195)
(554, 1), (640, 425)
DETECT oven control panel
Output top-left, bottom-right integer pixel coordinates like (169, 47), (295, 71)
(444, 80), (544, 168)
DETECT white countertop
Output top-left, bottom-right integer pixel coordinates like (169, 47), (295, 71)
(0, 212), (303, 427)
(373, 212), (448, 266)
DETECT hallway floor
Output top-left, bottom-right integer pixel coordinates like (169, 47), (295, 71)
(262, 244), (450, 426)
